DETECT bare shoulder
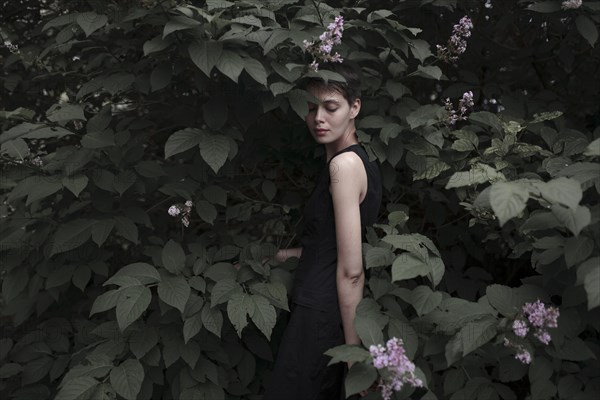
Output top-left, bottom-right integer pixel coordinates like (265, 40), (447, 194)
(328, 151), (364, 180)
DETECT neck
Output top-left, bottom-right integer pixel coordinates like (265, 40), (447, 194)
(325, 130), (358, 163)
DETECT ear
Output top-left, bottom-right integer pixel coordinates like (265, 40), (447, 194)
(349, 98), (361, 119)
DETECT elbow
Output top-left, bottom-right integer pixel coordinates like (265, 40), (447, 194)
(339, 266), (364, 286)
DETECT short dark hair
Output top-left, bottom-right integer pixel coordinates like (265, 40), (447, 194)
(304, 62), (362, 104)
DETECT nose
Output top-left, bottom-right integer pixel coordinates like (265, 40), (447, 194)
(314, 106), (325, 123)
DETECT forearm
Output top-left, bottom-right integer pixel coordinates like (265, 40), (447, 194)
(273, 247), (302, 263)
(337, 269), (365, 345)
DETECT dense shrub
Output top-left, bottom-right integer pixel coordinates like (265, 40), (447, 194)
(1, 0), (599, 399)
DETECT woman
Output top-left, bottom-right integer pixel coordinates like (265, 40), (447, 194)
(263, 62), (383, 400)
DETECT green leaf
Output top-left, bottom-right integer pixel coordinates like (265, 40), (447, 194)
(183, 312), (203, 344)
(406, 105), (444, 129)
(0, 363), (22, 379)
(415, 65), (442, 80)
(199, 133), (230, 173)
(552, 338), (595, 361)
(212, 278), (242, 306)
(270, 81), (294, 96)
(243, 58), (267, 86)
(196, 199), (218, 224)
(250, 295), (276, 340)
(107, 263), (160, 285)
(109, 359), (144, 400)
(354, 299), (387, 347)
(51, 219), (94, 256)
(383, 234), (429, 260)
(62, 174), (88, 197)
(189, 40), (222, 77)
(216, 50), (244, 83)
(445, 163), (504, 189)
(1, 138), (30, 159)
(129, 328), (158, 359)
(527, 1), (562, 12)
(114, 216), (138, 244)
(162, 239), (186, 274)
(158, 276), (191, 314)
(143, 35), (173, 56)
(22, 356), (53, 385)
(75, 12), (107, 36)
(165, 128), (204, 159)
(584, 267), (600, 310)
(460, 317), (497, 356)
(410, 286), (442, 316)
(564, 236), (594, 268)
(385, 81), (411, 101)
(55, 376), (99, 400)
(90, 219), (114, 247)
(388, 320), (418, 359)
(583, 138), (600, 156)
(47, 104), (87, 122)
(365, 247), (394, 269)
(163, 15), (200, 38)
(227, 293), (255, 336)
(82, 129), (115, 148)
(115, 286), (152, 331)
(490, 182), (530, 226)
(345, 362), (378, 397)
(410, 39), (433, 62)
(114, 170), (136, 196)
(324, 344), (371, 366)
(392, 253), (430, 282)
(262, 180), (277, 201)
(551, 204), (591, 237)
(201, 303), (223, 338)
(90, 289), (121, 316)
(25, 179), (63, 206)
(576, 15), (598, 47)
(538, 177), (582, 210)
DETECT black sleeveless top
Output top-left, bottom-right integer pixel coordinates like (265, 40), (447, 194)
(291, 144), (383, 312)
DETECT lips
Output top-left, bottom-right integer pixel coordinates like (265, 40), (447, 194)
(315, 128), (328, 136)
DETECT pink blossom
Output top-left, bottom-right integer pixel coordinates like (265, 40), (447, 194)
(303, 15), (344, 71)
(168, 205), (180, 216)
(444, 91), (474, 125)
(437, 16), (473, 62)
(512, 320), (529, 337)
(369, 338), (423, 400)
(515, 349), (532, 364)
(562, 0), (582, 9)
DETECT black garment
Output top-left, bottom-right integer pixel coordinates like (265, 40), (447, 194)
(264, 144), (383, 400)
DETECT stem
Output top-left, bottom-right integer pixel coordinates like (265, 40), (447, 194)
(311, 0), (324, 26)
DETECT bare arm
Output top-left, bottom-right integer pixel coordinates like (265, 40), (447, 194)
(272, 247), (302, 263)
(329, 153), (368, 347)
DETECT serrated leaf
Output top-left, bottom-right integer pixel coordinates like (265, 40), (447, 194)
(62, 174), (88, 197)
(227, 293), (255, 336)
(26, 180), (63, 206)
(324, 344), (370, 366)
(216, 50), (244, 83)
(250, 295), (276, 340)
(107, 262), (160, 285)
(158, 276), (190, 314)
(211, 278), (242, 306)
(345, 362), (378, 397)
(51, 219), (94, 256)
(415, 65), (442, 80)
(129, 328), (158, 359)
(188, 40), (222, 77)
(55, 377), (99, 400)
(76, 12), (108, 37)
(196, 199), (218, 224)
(164, 128), (204, 159)
(392, 253), (430, 282)
(354, 299), (387, 347)
(91, 219), (114, 247)
(460, 317), (497, 356)
(163, 15), (200, 38)
(115, 286), (151, 331)
(564, 236), (594, 268)
(90, 289), (122, 316)
(490, 182), (529, 226)
(183, 312), (203, 343)
(143, 35), (172, 56)
(243, 58), (267, 86)
(162, 239), (186, 274)
(584, 267), (600, 310)
(445, 163), (504, 189)
(576, 15), (598, 47)
(539, 177), (582, 210)
(201, 303), (223, 338)
(410, 286), (442, 316)
(552, 204), (591, 237)
(199, 134), (230, 173)
(109, 359), (144, 400)
(114, 216), (138, 244)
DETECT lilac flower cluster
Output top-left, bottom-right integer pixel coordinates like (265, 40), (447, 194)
(168, 200), (193, 227)
(503, 338), (532, 364)
(369, 337), (423, 400)
(437, 16), (473, 63)
(505, 300), (559, 364)
(30, 156), (44, 167)
(303, 16), (344, 71)
(562, 0), (582, 9)
(444, 91), (474, 125)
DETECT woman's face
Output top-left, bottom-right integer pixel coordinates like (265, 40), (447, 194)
(304, 84), (361, 145)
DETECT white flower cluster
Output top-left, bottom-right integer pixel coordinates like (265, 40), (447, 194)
(168, 200), (193, 227)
